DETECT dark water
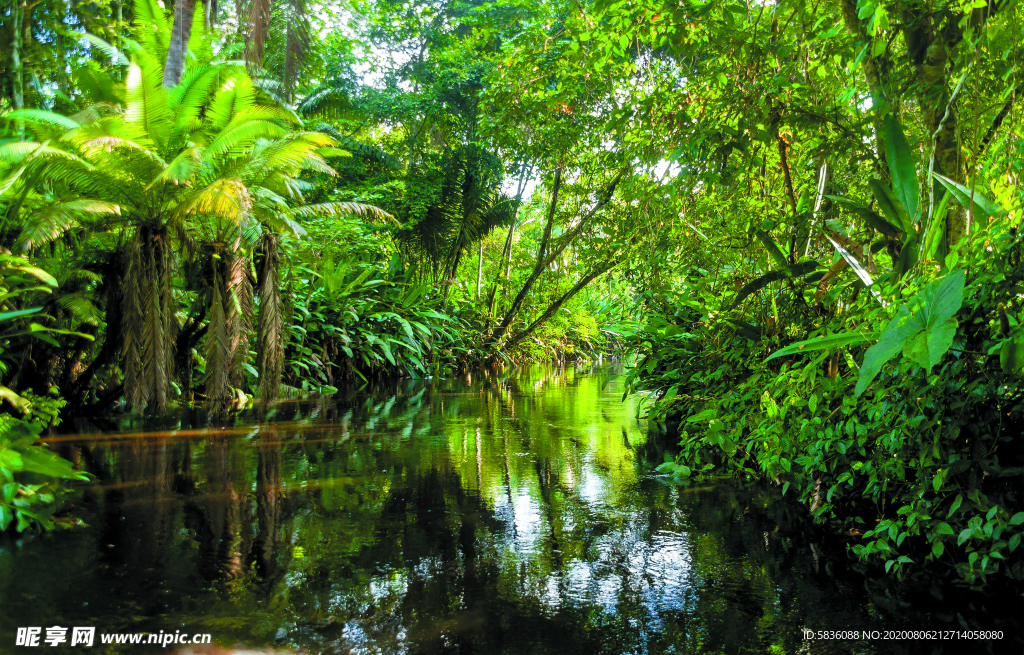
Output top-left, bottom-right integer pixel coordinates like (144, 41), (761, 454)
(1, 364), (1021, 654)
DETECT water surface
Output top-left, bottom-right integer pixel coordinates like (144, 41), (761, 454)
(0, 364), (1019, 654)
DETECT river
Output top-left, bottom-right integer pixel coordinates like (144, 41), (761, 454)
(0, 363), (1019, 654)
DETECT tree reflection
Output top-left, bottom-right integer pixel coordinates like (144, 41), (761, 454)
(1, 364), (1019, 654)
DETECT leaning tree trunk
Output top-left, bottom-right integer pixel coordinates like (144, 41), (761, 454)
(122, 225), (175, 413)
(255, 233), (284, 400)
(163, 0), (198, 87)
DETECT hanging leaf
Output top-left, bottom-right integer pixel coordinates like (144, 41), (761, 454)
(728, 261), (819, 308)
(921, 189), (953, 263)
(829, 195), (902, 238)
(868, 179), (912, 234)
(893, 233), (920, 279)
(825, 234), (875, 289)
(932, 174), (1005, 221)
(765, 330), (878, 361)
(883, 114), (920, 224)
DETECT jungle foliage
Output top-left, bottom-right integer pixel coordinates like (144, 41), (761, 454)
(0, 0), (1022, 591)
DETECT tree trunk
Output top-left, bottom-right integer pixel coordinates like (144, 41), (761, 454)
(489, 168), (625, 350)
(163, 0), (197, 87)
(499, 260), (617, 355)
(476, 240), (484, 298)
(256, 233), (284, 400)
(11, 0), (25, 110)
(489, 169), (563, 346)
(838, 0), (889, 178)
(122, 225), (175, 413)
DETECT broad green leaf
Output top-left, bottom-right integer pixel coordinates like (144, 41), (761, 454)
(883, 114), (919, 223)
(935, 522), (955, 535)
(903, 318), (957, 369)
(765, 330), (877, 362)
(932, 173), (1005, 221)
(868, 179), (912, 234)
(855, 305), (920, 396)
(913, 269), (965, 329)
(855, 270), (965, 395)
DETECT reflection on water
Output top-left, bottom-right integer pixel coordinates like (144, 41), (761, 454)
(0, 363), (1020, 654)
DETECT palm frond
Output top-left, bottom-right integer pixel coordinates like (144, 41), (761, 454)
(177, 177), (253, 223)
(132, 0), (170, 59)
(125, 61), (173, 151)
(17, 199), (121, 251)
(80, 33), (130, 66)
(146, 145), (203, 189)
(206, 73), (258, 131)
(5, 109), (80, 133)
(286, 201), (396, 225)
(56, 293), (104, 326)
(204, 119), (289, 159)
(297, 85), (351, 119)
(243, 0), (274, 68)
(0, 140), (78, 164)
(170, 64), (226, 133)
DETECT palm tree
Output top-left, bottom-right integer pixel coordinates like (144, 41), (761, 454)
(5, 28), (388, 410)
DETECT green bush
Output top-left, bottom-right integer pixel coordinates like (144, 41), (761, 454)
(0, 413), (89, 533)
(627, 223), (1024, 586)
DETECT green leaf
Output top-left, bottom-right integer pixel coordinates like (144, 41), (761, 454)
(855, 270), (965, 395)
(729, 261), (818, 308)
(935, 522), (955, 535)
(828, 196), (902, 238)
(765, 330), (877, 362)
(932, 173), (1005, 221)
(903, 318), (957, 370)
(883, 114), (919, 224)
(957, 528), (972, 546)
(9, 266), (58, 287)
(0, 307), (44, 322)
(868, 179), (912, 235)
(921, 189), (953, 263)
(894, 235), (918, 282)
(855, 305), (920, 396)
(755, 230), (789, 268)
(932, 541), (945, 558)
(1009, 512), (1024, 526)
(5, 109), (81, 131)
(948, 494), (963, 518)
